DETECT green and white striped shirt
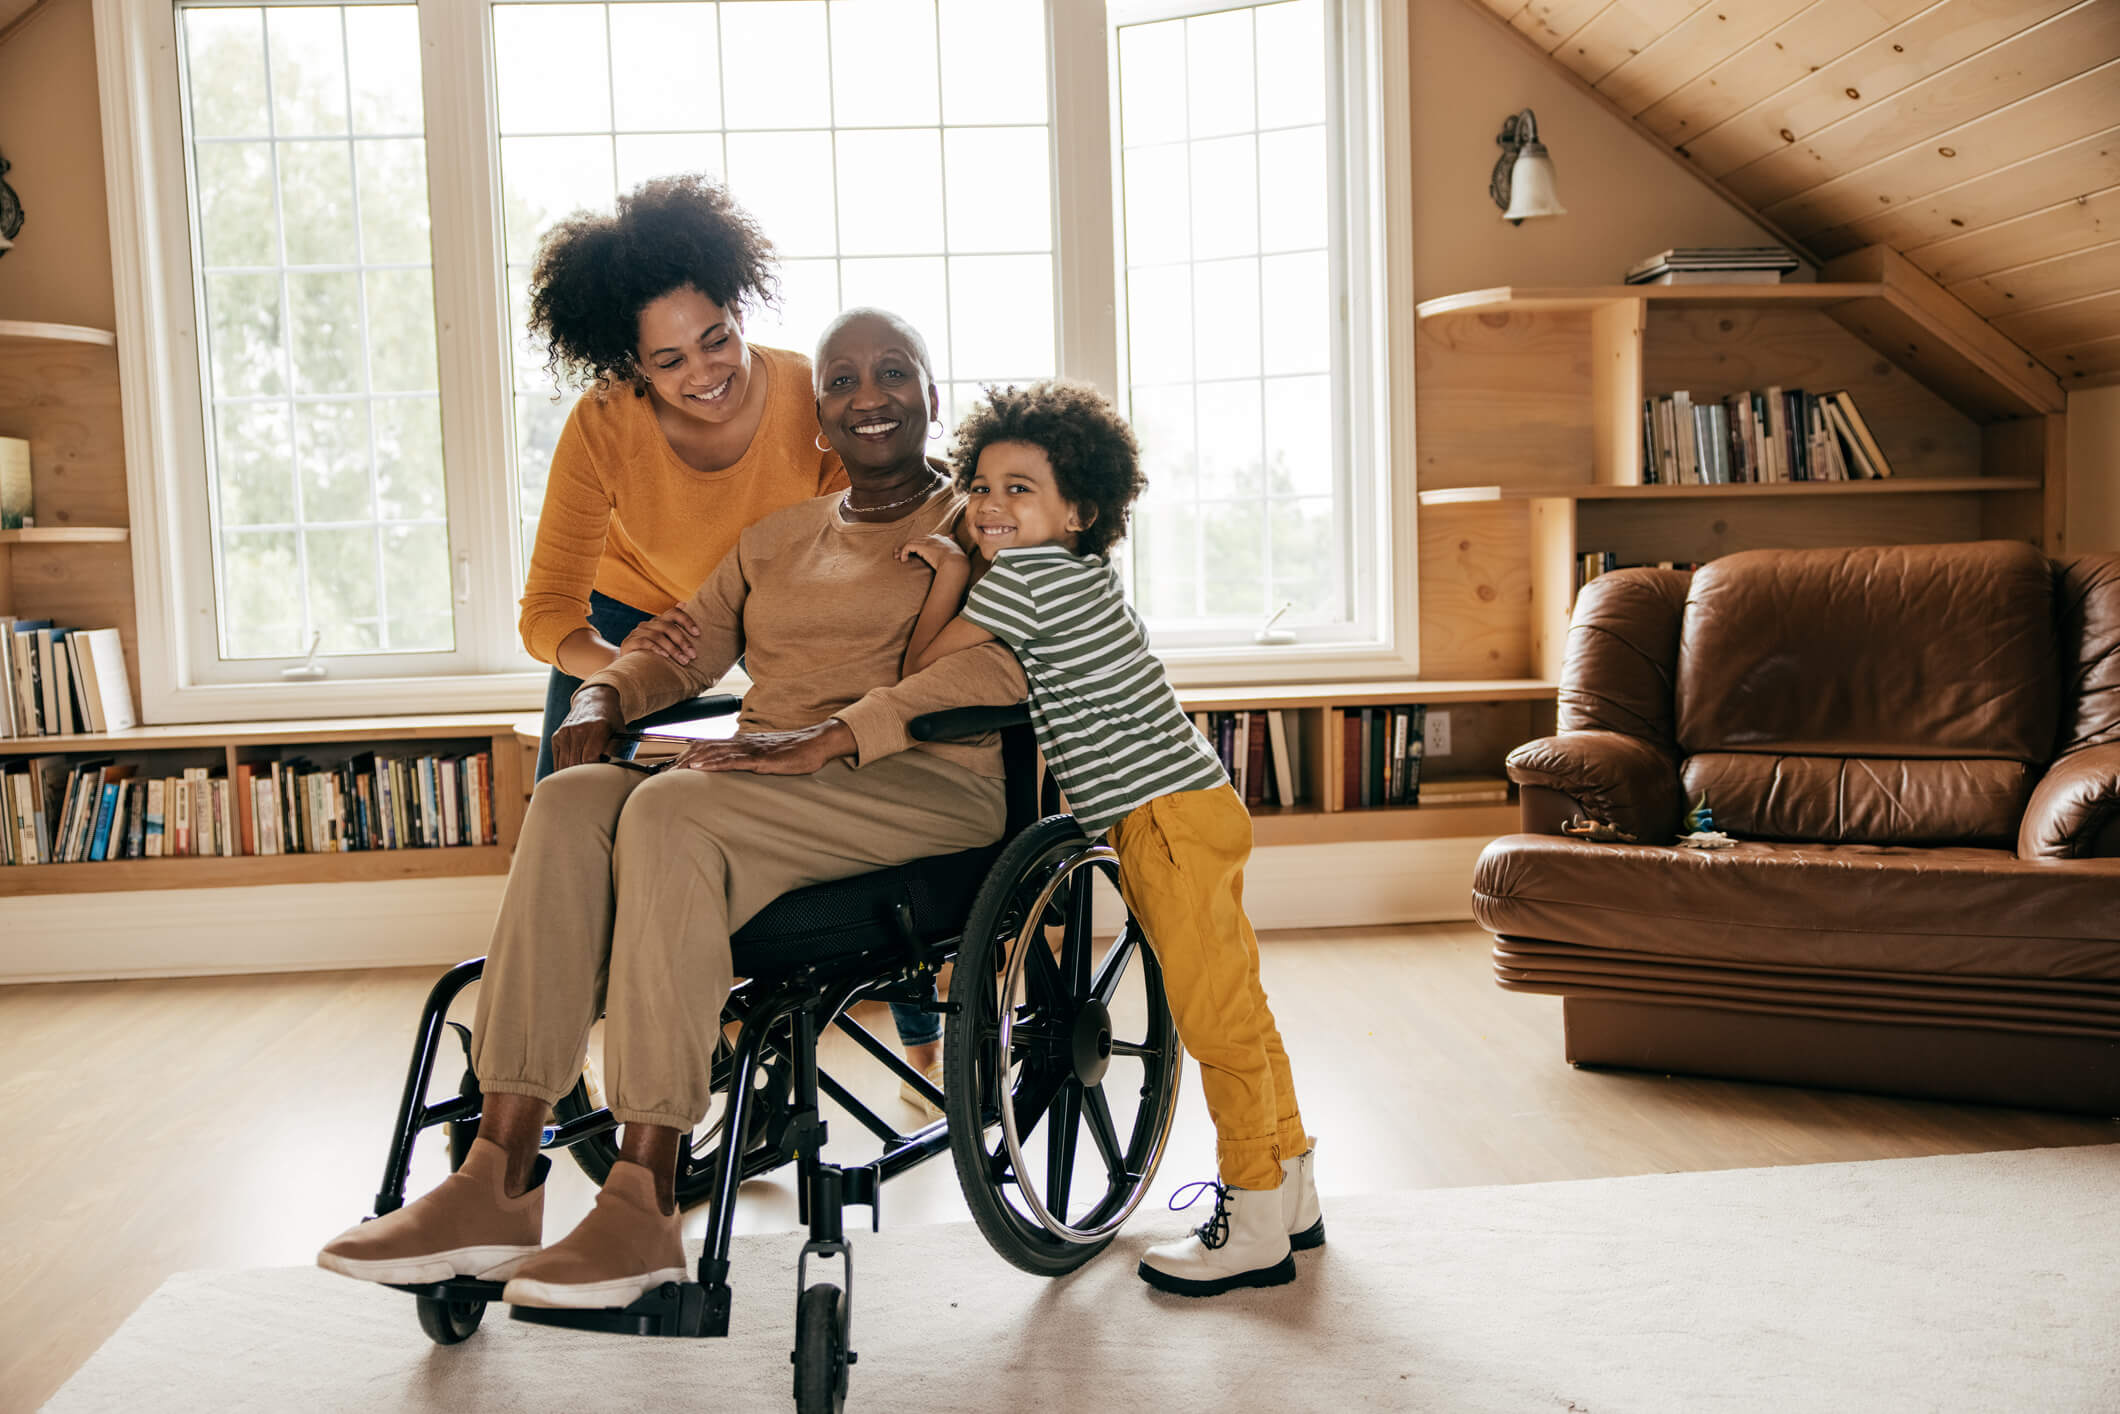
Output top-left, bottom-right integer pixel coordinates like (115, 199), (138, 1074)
(961, 545), (1227, 835)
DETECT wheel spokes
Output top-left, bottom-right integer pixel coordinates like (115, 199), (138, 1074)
(1090, 924), (1140, 1009)
(1062, 869), (1096, 996)
(1044, 1078), (1083, 1219)
(1079, 1082), (1125, 1181)
(1108, 1038), (1163, 1061)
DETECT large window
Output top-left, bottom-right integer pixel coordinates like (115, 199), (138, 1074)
(115, 0), (1408, 716)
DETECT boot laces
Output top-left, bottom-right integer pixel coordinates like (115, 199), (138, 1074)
(1168, 1179), (1233, 1250)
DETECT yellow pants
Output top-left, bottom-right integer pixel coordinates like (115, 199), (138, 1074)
(1109, 782), (1308, 1191)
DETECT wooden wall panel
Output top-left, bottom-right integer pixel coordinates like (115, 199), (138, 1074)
(1952, 240), (2120, 317)
(1593, 0), (1814, 120)
(1543, 2), (1713, 87)
(1993, 288), (2120, 348)
(9, 541), (141, 721)
(0, 340), (127, 529)
(1417, 501), (1534, 680)
(1414, 311), (1593, 489)
(1911, 185), (2120, 284)
(2047, 333), (2120, 383)
(1574, 494), (1984, 565)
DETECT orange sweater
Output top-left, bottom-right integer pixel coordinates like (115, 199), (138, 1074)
(517, 343), (849, 666)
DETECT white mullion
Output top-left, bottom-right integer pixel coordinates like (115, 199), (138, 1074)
(822, 1), (845, 319)
(603, 2), (619, 202)
(1249, 5), (1270, 623)
(931, 1), (954, 392)
(340, 4), (392, 654)
(260, 6), (320, 660)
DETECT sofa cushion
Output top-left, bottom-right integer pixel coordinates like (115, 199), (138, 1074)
(1675, 541), (2058, 763)
(1681, 752), (2035, 846)
(1558, 568), (1691, 750)
(2056, 554), (2120, 755)
(1471, 833), (2120, 982)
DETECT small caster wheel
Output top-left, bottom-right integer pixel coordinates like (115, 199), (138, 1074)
(415, 1292), (486, 1345)
(792, 1283), (848, 1413)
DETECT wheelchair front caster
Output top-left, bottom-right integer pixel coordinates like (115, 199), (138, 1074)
(415, 1292), (487, 1345)
(792, 1283), (849, 1413)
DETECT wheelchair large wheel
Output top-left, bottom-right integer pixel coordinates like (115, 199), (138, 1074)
(551, 1021), (795, 1210)
(944, 816), (1183, 1277)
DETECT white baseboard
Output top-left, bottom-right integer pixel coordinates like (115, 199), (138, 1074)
(0, 838), (1489, 984)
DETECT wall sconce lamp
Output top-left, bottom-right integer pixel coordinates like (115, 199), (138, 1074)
(1491, 108), (1565, 225)
(0, 149), (21, 256)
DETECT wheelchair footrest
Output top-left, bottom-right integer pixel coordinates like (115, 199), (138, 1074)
(388, 1276), (505, 1302)
(508, 1281), (723, 1339)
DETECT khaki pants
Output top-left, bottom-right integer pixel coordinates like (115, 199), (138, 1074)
(1109, 783), (1308, 1191)
(470, 752), (1006, 1130)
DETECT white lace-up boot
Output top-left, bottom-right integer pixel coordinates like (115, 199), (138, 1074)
(1282, 1142), (1324, 1251)
(1137, 1180), (1296, 1297)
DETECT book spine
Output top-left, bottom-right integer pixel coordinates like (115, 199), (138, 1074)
(89, 782), (118, 862)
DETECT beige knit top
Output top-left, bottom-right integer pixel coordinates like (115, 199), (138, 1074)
(579, 486), (1026, 777)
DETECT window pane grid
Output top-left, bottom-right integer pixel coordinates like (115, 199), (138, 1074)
(181, 1), (454, 662)
(1118, 0), (1343, 637)
(493, 0), (1056, 583)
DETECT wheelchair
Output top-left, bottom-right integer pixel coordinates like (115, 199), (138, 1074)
(359, 697), (1184, 1411)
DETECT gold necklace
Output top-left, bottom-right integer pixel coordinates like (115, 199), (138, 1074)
(840, 471), (943, 518)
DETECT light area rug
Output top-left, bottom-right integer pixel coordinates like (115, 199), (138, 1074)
(47, 1145), (2120, 1413)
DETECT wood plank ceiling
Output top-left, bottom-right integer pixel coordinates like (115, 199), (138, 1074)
(1472, 0), (2120, 388)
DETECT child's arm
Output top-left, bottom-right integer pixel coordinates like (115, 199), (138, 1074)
(897, 534), (994, 676)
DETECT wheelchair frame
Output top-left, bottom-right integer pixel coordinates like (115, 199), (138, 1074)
(357, 700), (1183, 1410)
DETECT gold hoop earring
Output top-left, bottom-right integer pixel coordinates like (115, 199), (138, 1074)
(815, 432), (832, 453)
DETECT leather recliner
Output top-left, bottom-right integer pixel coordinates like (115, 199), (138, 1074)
(1472, 540), (2120, 1114)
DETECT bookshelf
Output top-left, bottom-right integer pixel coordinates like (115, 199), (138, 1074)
(1413, 245), (2068, 680)
(0, 713), (528, 896)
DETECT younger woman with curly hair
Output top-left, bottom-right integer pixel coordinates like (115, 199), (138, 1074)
(519, 173), (848, 782)
(896, 380), (1324, 1299)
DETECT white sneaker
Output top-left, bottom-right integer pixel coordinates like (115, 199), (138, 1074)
(1137, 1180), (1296, 1297)
(1282, 1142), (1324, 1251)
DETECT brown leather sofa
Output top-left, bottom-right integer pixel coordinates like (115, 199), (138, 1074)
(1472, 540), (2120, 1114)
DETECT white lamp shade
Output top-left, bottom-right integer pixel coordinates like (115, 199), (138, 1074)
(1502, 145), (1565, 223)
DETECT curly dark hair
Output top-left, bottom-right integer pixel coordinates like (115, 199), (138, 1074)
(526, 173), (779, 393)
(949, 381), (1145, 561)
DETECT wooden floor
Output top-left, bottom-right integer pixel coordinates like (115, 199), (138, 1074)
(6, 921), (2114, 1412)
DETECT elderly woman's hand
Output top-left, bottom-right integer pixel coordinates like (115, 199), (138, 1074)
(897, 533), (968, 573)
(552, 685), (624, 770)
(620, 604), (702, 664)
(672, 720), (857, 776)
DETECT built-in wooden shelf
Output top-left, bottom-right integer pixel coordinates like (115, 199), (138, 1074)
(0, 845), (511, 898)
(0, 711), (529, 757)
(0, 320), (118, 348)
(1419, 478), (2041, 507)
(1249, 799), (1518, 847)
(1416, 282), (1880, 317)
(1176, 679), (1556, 710)
(0, 526), (131, 545)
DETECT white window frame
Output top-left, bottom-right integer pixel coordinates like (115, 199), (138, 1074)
(95, 0), (1414, 723)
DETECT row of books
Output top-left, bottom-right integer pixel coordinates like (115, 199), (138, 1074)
(2, 618), (138, 738)
(1578, 553), (1705, 592)
(1190, 710), (1302, 809)
(0, 750), (497, 866)
(1343, 706), (1427, 807)
(1641, 388), (1893, 486)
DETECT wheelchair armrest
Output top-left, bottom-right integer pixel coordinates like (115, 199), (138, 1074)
(908, 704), (1031, 742)
(619, 693), (743, 735)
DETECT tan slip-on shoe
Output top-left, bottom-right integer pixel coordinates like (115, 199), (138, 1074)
(317, 1137), (545, 1286)
(501, 1159), (687, 1310)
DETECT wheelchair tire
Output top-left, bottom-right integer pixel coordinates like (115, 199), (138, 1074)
(944, 816), (1183, 1278)
(792, 1282), (849, 1414)
(415, 1292), (486, 1345)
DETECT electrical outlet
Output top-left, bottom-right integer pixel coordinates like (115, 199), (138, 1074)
(1424, 709), (1452, 757)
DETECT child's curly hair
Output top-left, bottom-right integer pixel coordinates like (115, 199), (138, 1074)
(527, 174), (779, 393)
(949, 381), (1145, 560)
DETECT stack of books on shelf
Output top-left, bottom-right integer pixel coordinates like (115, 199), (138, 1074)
(1579, 554), (1704, 592)
(2, 618), (136, 737)
(1640, 388), (1893, 486)
(1624, 246), (1800, 285)
(0, 750), (496, 866)
(1190, 710), (1302, 808)
(1342, 706), (1426, 808)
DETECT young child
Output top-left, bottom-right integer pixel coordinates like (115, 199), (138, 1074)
(897, 380), (1322, 1297)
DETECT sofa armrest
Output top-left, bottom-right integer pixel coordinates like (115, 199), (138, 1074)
(1505, 731), (1684, 844)
(2018, 743), (2120, 859)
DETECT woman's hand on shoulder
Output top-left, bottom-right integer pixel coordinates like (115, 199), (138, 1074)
(551, 685), (623, 771)
(671, 719), (857, 776)
(897, 533), (969, 573)
(620, 604), (702, 664)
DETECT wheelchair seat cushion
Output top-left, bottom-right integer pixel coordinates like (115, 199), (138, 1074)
(729, 842), (1005, 977)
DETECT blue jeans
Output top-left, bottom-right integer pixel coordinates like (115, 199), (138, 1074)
(531, 590), (938, 1047)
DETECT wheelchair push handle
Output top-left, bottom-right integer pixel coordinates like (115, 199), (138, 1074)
(907, 704), (1030, 743)
(620, 693), (743, 735)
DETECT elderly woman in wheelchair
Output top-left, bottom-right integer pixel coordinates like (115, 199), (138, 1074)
(319, 310), (1185, 1405)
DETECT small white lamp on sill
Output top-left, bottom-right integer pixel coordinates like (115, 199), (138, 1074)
(1491, 108), (1565, 225)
